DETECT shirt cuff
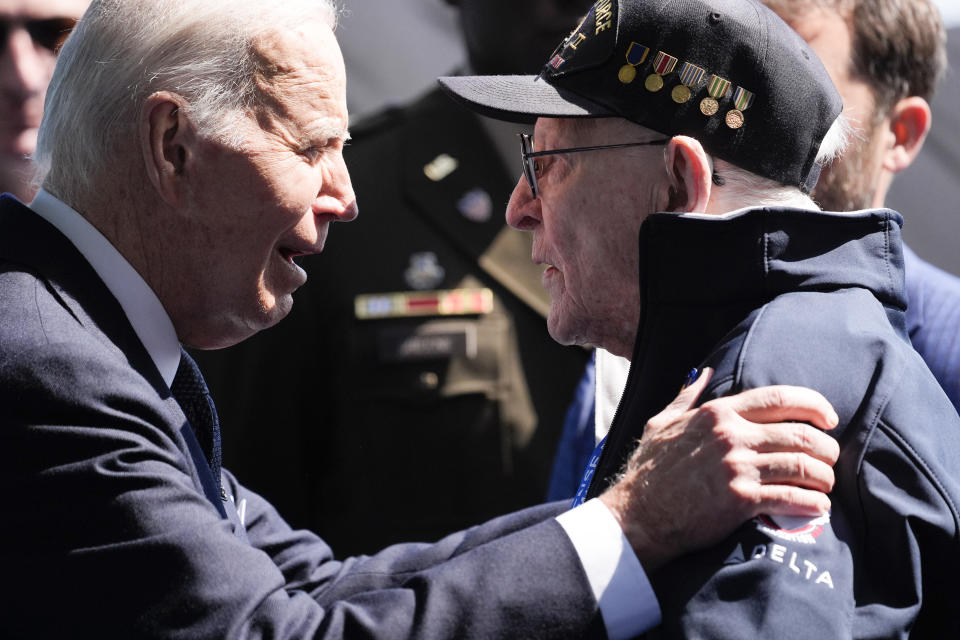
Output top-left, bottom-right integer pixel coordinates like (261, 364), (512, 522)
(556, 498), (661, 639)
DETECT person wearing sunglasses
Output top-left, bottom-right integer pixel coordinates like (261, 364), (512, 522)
(0, 0), (86, 202)
(442, 0), (960, 635)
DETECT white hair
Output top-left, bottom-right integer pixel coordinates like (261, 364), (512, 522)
(711, 112), (854, 209)
(33, 0), (339, 200)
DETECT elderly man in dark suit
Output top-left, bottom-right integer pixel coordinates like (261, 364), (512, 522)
(0, 0), (842, 637)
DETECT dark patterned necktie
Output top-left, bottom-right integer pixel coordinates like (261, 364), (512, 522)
(171, 347), (222, 494)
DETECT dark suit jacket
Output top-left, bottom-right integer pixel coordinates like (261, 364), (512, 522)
(194, 86), (590, 554)
(0, 195), (603, 638)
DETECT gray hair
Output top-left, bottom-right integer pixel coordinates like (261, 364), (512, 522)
(34, 0), (338, 200)
(711, 113), (854, 210)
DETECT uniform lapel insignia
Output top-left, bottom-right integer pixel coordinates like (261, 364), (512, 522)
(404, 251), (445, 290)
(423, 153), (459, 182)
(457, 188), (493, 223)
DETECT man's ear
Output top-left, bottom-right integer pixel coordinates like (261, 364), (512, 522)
(663, 136), (712, 213)
(139, 91), (192, 206)
(882, 96), (931, 175)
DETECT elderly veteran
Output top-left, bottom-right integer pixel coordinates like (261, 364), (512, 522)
(441, 0), (960, 635)
(0, 0), (844, 637)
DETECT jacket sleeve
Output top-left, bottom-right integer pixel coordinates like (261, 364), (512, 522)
(643, 371), (960, 639)
(1, 341), (605, 640)
(645, 505), (856, 637)
(633, 375), (855, 638)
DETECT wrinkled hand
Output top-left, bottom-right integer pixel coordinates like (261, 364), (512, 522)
(599, 368), (840, 572)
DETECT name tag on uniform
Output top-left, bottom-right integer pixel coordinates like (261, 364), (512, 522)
(377, 323), (478, 362)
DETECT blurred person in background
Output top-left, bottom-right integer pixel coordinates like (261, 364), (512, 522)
(765, 0), (960, 411)
(0, 0), (87, 201)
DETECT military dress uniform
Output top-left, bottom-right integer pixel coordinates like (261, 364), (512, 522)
(195, 87), (589, 555)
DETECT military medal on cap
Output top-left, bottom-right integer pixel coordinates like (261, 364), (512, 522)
(726, 86), (755, 129)
(645, 50), (678, 92)
(700, 74), (731, 116)
(672, 61), (706, 104)
(617, 42), (650, 84)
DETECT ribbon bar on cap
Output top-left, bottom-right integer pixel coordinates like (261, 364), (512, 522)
(672, 61), (707, 103)
(700, 74), (731, 115)
(725, 86), (755, 129)
(645, 51), (678, 92)
(618, 42), (651, 83)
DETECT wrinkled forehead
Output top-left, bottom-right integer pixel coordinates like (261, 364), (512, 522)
(252, 21), (349, 133)
(254, 21), (346, 99)
(254, 20), (343, 77)
(0, 0), (88, 20)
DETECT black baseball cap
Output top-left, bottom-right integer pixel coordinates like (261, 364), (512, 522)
(439, 0), (842, 193)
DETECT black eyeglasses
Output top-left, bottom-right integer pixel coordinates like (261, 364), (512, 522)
(0, 17), (77, 53)
(520, 132), (669, 198)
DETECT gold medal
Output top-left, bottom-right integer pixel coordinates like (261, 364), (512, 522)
(618, 42), (650, 84)
(701, 75), (731, 117)
(646, 51), (678, 93)
(671, 84), (692, 104)
(726, 87), (755, 129)
(645, 73), (664, 92)
(725, 109), (745, 129)
(618, 64), (638, 84)
(673, 62), (706, 105)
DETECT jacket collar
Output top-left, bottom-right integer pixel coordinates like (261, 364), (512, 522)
(637, 207), (907, 314)
(586, 206), (907, 499)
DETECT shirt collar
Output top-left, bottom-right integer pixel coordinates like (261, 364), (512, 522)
(29, 189), (181, 387)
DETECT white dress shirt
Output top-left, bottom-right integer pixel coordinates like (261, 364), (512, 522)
(30, 189), (180, 385)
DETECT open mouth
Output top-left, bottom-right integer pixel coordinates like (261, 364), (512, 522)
(278, 247), (304, 264)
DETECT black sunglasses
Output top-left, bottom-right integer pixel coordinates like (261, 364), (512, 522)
(0, 17), (77, 53)
(519, 133), (669, 198)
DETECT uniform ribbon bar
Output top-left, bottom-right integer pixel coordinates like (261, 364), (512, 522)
(355, 288), (494, 320)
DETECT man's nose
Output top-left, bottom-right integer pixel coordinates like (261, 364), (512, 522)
(505, 174), (541, 231)
(316, 154), (358, 222)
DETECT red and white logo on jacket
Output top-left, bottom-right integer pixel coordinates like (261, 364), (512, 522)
(754, 513), (830, 545)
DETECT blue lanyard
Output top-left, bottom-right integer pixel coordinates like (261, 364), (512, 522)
(569, 368), (698, 509)
(570, 435), (607, 508)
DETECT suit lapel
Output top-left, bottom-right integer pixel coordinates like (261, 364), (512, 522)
(0, 196), (234, 518)
(0, 196), (166, 393)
